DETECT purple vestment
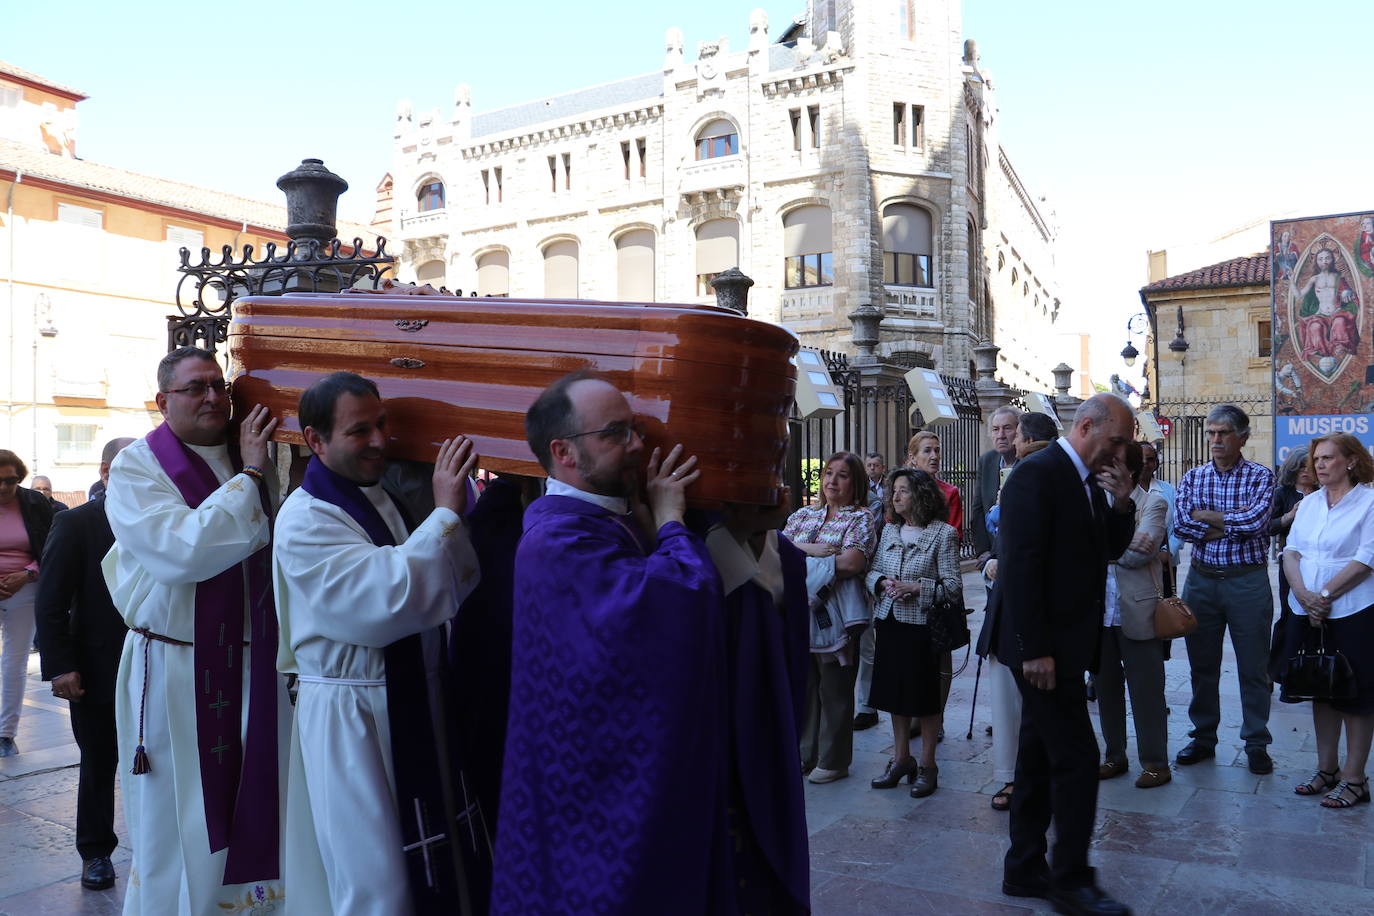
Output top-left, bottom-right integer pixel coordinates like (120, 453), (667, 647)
(723, 534), (811, 913)
(491, 495), (729, 915)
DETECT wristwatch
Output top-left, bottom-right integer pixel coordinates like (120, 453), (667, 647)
(1320, 588), (1332, 600)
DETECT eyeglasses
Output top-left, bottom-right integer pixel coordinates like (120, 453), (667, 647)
(162, 379), (230, 398)
(0, 477), (20, 486)
(561, 422), (645, 445)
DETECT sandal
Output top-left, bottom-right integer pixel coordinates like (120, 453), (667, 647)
(1321, 779), (1370, 809)
(1295, 768), (1339, 796)
(991, 782), (1013, 811)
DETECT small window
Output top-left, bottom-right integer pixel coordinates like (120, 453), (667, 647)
(416, 181), (445, 212)
(893, 104), (924, 148)
(56, 424), (97, 462)
(166, 225), (204, 250)
(548, 156), (558, 193)
(1258, 319), (1272, 358)
(695, 119), (739, 160)
(562, 153), (571, 191)
(0, 85), (20, 108)
(58, 202), (102, 229)
(898, 0), (916, 40)
(882, 252), (931, 287)
(622, 141), (632, 180)
(784, 253), (834, 289)
(910, 105), (924, 148)
(481, 169), (491, 205)
(636, 138), (647, 178)
(808, 105), (821, 148)
(494, 167), (503, 202)
(893, 103), (907, 146)
(790, 109), (802, 151)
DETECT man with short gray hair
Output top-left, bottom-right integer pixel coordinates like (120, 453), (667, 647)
(1172, 403), (1276, 774)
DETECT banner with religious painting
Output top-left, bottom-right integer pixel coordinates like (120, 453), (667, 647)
(1272, 210), (1374, 464)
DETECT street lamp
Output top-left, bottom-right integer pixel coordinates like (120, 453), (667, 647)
(1120, 312), (1149, 367)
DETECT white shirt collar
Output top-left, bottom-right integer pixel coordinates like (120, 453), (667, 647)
(1057, 436), (1091, 484)
(546, 477), (629, 515)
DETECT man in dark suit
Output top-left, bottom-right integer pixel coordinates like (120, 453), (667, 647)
(969, 406), (1021, 566)
(993, 395), (1136, 916)
(35, 437), (134, 892)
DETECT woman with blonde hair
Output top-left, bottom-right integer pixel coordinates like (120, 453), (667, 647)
(1283, 433), (1374, 808)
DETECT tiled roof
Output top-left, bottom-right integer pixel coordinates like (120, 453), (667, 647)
(0, 139), (378, 244)
(1140, 252), (1271, 294)
(0, 60), (87, 100)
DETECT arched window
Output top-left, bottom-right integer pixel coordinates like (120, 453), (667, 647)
(476, 250), (509, 297)
(416, 259), (445, 287)
(881, 203), (933, 287)
(695, 118), (739, 160)
(783, 205), (833, 289)
(543, 240), (579, 298)
(616, 230), (656, 302)
(695, 219), (739, 296)
(417, 180), (445, 212)
(967, 220), (979, 300)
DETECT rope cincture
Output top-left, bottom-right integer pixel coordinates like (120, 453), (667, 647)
(127, 627), (247, 776)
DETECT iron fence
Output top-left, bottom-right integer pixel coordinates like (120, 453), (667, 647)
(1149, 397), (1273, 484)
(787, 354), (987, 557)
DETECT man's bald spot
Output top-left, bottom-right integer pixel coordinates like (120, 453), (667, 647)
(102, 437), (136, 465)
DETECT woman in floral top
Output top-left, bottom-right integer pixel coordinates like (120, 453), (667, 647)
(784, 451), (877, 784)
(865, 468), (962, 798)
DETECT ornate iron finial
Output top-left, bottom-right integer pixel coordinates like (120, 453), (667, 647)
(276, 159), (349, 245)
(710, 267), (754, 315)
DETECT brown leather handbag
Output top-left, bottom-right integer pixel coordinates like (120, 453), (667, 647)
(1152, 595), (1197, 639)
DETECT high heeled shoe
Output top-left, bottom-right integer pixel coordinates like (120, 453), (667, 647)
(910, 764), (939, 798)
(870, 756), (919, 789)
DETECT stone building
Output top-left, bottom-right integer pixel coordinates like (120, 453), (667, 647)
(0, 60), (375, 498)
(1139, 252), (1274, 470)
(381, 0), (1064, 386)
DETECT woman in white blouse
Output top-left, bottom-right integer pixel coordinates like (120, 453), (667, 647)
(1281, 433), (1374, 809)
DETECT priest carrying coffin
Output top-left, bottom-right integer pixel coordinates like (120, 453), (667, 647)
(272, 371), (488, 915)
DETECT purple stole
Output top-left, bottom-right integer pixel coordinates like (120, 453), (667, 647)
(298, 457), (473, 915)
(144, 422), (279, 884)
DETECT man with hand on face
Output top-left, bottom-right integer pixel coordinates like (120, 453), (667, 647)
(102, 346), (286, 913)
(273, 371), (485, 916)
(994, 394), (1137, 916)
(36, 437), (133, 892)
(491, 369), (729, 916)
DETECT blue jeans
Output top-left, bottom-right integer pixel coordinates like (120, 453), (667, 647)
(1181, 566), (1273, 749)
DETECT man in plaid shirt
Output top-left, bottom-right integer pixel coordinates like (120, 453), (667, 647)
(1172, 404), (1277, 775)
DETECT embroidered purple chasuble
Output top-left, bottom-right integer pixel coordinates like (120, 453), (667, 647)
(491, 495), (730, 914)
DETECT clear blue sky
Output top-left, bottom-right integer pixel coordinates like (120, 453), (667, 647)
(7, 0), (1373, 384)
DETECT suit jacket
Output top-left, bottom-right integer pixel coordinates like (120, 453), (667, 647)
(969, 449), (1005, 555)
(34, 495), (126, 704)
(993, 442), (1135, 673)
(1113, 489), (1167, 641)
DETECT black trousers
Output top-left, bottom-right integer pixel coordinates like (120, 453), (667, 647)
(69, 699), (119, 860)
(1005, 667), (1099, 889)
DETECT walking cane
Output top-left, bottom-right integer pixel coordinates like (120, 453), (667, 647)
(965, 654), (984, 740)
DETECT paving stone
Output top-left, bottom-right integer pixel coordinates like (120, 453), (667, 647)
(1092, 809), (1241, 867)
(812, 873), (1036, 915)
(1151, 861), (1374, 915)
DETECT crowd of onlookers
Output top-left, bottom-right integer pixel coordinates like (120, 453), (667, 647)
(782, 402), (1374, 818)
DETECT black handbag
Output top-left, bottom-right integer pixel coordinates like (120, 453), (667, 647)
(927, 581), (970, 652)
(1282, 622), (1357, 701)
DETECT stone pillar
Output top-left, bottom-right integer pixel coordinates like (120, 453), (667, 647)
(710, 267), (754, 315)
(848, 301), (883, 365)
(1053, 363), (1085, 417)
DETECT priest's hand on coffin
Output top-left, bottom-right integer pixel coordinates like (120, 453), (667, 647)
(237, 404), (279, 471)
(432, 436), (480, 515)
(645, 444), (699, 529)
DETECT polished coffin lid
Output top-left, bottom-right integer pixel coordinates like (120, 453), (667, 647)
(227, 293), (799, 506)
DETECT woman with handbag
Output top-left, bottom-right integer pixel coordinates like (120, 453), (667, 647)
(865, 468), (962, 798)
(1269, 446), (1315, 680)
(785, 451), (877, 785)
(1281, 433), (1374, 809)
(1096, 442), (1173, 788)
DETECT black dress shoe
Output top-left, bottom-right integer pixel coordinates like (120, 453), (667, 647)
(1002, 873), (1050, 899)
(852, 711), (879, 731)
(1175, 741), (1215, 765)
(81, 856), (115, 890)
(1047, 882), (1131, 915)
(1245, 747), (1274, 775)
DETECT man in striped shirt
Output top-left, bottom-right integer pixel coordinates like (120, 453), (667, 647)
(1172, 404), (1277, 775)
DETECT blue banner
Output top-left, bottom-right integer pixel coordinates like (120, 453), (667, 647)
(1275, 413), (1374, 463)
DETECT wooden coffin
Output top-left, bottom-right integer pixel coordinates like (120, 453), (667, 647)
(226, 293), (799, 506)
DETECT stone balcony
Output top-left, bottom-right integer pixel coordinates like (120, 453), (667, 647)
(882, 285), (939, 321)
(677, 155), (747, 201)
(396, 209), (450, 238)
(780, 286), (834, 324)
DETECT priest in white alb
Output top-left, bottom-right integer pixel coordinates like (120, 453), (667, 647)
(273, 371), (485, 916)
(103, 347), (289, 914)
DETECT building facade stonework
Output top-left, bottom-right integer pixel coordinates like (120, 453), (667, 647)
(383, 0), (1063, 383)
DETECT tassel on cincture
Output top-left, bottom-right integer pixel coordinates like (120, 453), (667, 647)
(131, 744), (150, 775)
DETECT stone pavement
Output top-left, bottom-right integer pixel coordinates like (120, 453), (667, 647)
(1, 561), (1371, 914)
